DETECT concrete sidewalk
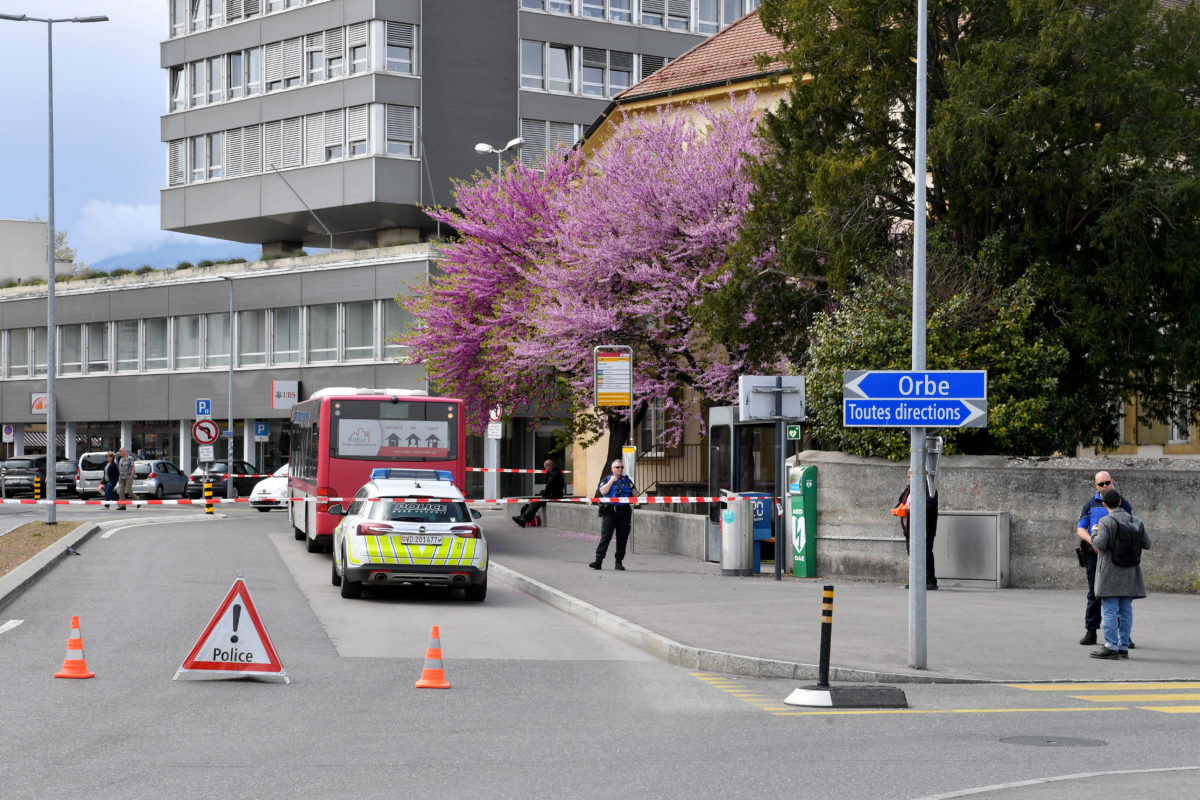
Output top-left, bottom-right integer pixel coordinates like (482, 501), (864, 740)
(481, 513), (1200, 684)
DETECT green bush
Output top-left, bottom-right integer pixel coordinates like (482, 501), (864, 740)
(175, 261), (194, 270)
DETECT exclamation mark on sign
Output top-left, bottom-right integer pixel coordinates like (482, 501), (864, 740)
(230, 604), (241, 643)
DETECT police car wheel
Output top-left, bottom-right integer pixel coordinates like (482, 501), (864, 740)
(464, 576), (487, 602)
(330, 555), (342, 586)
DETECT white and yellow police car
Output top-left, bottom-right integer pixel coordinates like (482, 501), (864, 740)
(328, 469), (487, 601)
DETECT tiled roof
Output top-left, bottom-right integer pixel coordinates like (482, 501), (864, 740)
(616, 9), (786, 102)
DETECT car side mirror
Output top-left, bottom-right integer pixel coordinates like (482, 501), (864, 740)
(470, 508), (482, 520)
(327, 503), (345, 516)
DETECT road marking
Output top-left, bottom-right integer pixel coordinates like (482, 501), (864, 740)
(1009, 682), (1200, 714)
(773, 707), (1128, 716)
(0, 619), (24, 635)
(1140, 705), (1200, 714)
(1007, 682), (1200, 691)
(1074, 693), (1200, 702)
(691, 672), (793, 712)
(101, 518), (195, 539)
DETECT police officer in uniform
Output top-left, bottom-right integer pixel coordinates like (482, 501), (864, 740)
(590, 459), (635, 571)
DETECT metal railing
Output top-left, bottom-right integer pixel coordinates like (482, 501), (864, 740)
(636, 443), (707, 515)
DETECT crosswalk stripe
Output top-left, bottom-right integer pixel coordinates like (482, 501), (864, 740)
(1007, 682), (1200, 691)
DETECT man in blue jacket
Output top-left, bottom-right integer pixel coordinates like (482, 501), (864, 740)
(1075, 470), (1133, 646)
(589, 459), (635, 571)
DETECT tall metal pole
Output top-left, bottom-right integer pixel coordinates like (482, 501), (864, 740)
(226, 277), (235, 499)
(45, 18), (57, 524)
(908, 0), (930, 669)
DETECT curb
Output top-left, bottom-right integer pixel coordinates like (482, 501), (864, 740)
(489, 562), (982, 684)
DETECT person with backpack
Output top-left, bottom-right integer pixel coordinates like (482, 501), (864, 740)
(1074, 470), (1133, 646)
(1088, 488), (1151, 660)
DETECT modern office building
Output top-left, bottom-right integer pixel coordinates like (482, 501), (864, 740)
(160, 0), (762, 252)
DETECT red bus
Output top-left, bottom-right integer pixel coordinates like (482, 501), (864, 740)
(288, 387), (467, 552)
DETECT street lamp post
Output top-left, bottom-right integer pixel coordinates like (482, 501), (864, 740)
(220, 276), (235, 500)
(474, 137), (525, 171)
(0, 12), (109, 525)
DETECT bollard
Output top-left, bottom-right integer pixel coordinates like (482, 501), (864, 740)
(818, 584), (833, 688)
(34, 476), (42, 501)
(204, 481), (213, 514)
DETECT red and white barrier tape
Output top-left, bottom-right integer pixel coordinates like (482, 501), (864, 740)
(466, 467), (572, 474)
(0, 494), (764, 506)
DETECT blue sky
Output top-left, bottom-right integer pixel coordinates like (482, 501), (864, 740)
(0, 1), (244, 267)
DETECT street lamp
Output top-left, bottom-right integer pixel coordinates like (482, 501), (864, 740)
(474, 137), (525, 171)
(0, 12), (110, 524)
(220, 276), (235, 500)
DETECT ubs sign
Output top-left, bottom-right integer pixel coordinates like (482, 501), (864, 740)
(271, 380), (299, 410)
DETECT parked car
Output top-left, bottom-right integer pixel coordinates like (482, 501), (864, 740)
(0, 457), (45, 496)
(185, 460), (264, 499)
(53, 459), (76, 496)
(76, 451), (112, 498)
(249, 463), (289, 511)
(132, 460), (189, 499)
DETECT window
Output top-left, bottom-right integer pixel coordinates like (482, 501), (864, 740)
(347, 105), (368, 156)
(190, 0), (204, 32)
(8, 329), (28, 377)
(641, 0), (663, 26)
(33, 328), (47, 376)
(638, 398), (667, 457)
(206, 312), (230, 367)
(384, 301), (411, 360)
(386, 105), (416, 156)
(189, 61), (205, 106)
(171, 0), (186, 36)
(609, 50), (632, 95)
(208, 132), (223, 179)
(522, 0), (544, 8)
(170, 66), (185, 111)
(667, 0), (691, 30)
(308, 304), (337, 362)
(238, 310), (266, 366)
(326, 27), (344, 78)
(344, 301), (373, 360)
(246, 47), (261, 95)
(60, 324), (82, 374)
(641, 54), (665, 80)
(191, 136), (205, 182)
(519, 118), (577, 166)
(546, 44), (571, 92)
(548, 0), (571, 12)
(582, 0), (604, 18)
(208, 56), (224, 103)
(350, 44), (368, 74)
(610, 0), (631, 21)
(86, 322), (109, 372)
(582, 48), (606, 97)
(272, 307), (300, 363)
(723, 0), (743, 26)
(176, 315), (200, 369)
(306, 35), (324, 83)
(520, 40), (543, 89)
(116, 320), (139, 372)
(145, 318), (168, 370)
(385, 22), (415, 73)
(699, 0), (719, 32)
(283, 37), (303, 87)
(229, 52), (244, 98)
(264, 41), (282, 91)
(207, 0), (222, 28)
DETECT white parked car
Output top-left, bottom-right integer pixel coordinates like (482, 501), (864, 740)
(249, 463), (289, 511)
(327, 469), (487, 601)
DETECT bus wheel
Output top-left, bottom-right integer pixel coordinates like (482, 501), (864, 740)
(293, 523), (304, 541)
(306, 533), (322, 554)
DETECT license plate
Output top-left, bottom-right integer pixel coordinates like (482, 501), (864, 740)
(400, 535), (441, 545)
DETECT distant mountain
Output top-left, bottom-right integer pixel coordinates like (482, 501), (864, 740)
(90, 240), (263, 273)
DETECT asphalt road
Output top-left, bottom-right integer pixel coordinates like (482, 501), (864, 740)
(0, 507), (1197, 799)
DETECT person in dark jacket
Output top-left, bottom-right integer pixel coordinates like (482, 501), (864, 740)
(1075, 470), (1134, 646)
(590, 459), (635, 571)
(103, 451), (119, 507)
(894, 468), (938, 590)
(513, 459), (566, 526)
(1088, 488), (1150, 660)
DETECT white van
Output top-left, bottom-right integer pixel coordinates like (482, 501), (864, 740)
(75, 451), (111, 498)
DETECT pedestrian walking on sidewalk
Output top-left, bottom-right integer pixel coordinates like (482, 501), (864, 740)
(513, 459), (565, 527)
(103, 452), (119, 508)
(894, 468), (938, 590)
(590, 459), (635, 571)
(116, 446), (135, 510)
(1075, 470), (1133, 646)
(1088, 488), (1150, 660)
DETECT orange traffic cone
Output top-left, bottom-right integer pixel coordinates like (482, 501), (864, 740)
(414, 625), (450, 689)
(53, 615), (95, 679)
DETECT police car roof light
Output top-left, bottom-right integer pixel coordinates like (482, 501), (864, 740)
(370, 468), (455, 482)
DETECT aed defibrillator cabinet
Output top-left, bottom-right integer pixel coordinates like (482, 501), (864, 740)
(786, 463), (817, 577)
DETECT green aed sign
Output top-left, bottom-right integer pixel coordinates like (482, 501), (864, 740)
(786, 424), (801, 441)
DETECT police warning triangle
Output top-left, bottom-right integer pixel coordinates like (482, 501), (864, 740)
(174, 578), (289, 683)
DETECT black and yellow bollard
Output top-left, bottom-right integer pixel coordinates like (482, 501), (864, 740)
(817, 584), (834, 688)
(204, 481), (213, 514)
(34, 476), (42, 501)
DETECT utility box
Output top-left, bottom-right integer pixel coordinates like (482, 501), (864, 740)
(787, 464), (817, 577)
(719, 496), (754, 577)
(933, 511), (1010, 588)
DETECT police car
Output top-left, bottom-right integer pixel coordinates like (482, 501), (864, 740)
(327, 469), (487, 601)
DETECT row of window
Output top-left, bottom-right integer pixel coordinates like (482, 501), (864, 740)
(519, 119), (583, 166)
(169, 0), (330, 37)
(521, 0), (760, 34)
(0, 301), (411, 379)
(168, 21), (415, 112)
(522, 42), (667, 97)
(167, 104), (416, 186)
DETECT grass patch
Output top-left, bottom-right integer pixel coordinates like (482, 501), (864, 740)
(0, 521), (85, 578)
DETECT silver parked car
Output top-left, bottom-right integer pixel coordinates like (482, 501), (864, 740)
(132, 460), (189, 499)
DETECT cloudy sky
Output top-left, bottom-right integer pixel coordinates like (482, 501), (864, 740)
(0, 1), (239, 267)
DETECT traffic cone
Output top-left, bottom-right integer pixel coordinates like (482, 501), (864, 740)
(53, 615), (95, 679)
(414, 625), (450, 689)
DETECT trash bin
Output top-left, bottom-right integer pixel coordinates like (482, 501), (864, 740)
(720, 495), (754, 576)
(742, 492), (774, 573)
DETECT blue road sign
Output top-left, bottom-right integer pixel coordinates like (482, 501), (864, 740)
(843, 370), (988, 428)
(196, 398), (212, 417)
(254, 422), (268, 437)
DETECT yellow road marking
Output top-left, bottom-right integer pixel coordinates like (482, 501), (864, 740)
(774, 707), (1128, 716)
(1007, 682), (1200, 691)
(1074, 693), (1200, 702)
(1139, 706), (1200, 714)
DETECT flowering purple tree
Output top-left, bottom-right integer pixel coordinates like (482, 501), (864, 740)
(405, 96), (766, 460)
